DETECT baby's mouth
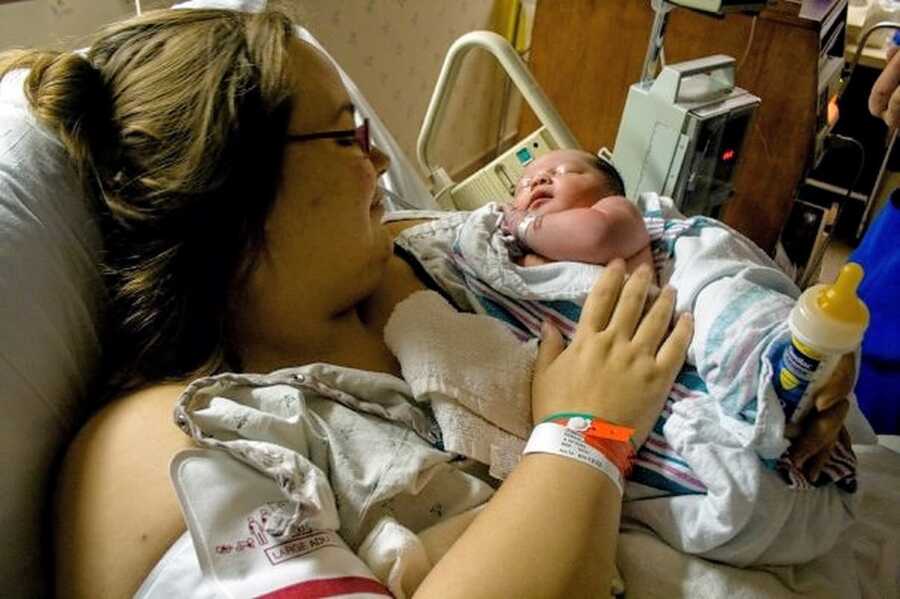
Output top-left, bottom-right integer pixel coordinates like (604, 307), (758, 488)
(529, 188), (553, 209)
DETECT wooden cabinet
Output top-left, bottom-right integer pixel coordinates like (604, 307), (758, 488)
(519, 0), (838, 254)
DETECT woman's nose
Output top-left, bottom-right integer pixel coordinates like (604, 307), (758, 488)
(370, 145), (391, 175)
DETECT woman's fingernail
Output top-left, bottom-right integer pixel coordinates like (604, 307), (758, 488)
(811, 469), (823, 483)
(541, 321), (551, 338)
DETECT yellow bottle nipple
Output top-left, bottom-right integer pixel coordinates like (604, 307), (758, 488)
(816, 262), (869, 325)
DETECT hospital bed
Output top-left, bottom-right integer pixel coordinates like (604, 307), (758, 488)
(0, 1), (898, 597)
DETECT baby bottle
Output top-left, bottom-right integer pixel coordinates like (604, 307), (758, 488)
(774, 263), (870, 424)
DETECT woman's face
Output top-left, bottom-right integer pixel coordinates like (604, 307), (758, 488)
(239, 39), (392, 333)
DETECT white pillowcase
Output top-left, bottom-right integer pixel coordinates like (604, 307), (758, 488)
(0, 69), (103, 597)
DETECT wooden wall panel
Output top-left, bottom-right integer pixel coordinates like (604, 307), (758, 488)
(519, 0), (821, 254)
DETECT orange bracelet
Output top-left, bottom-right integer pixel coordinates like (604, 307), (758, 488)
(585, 436), (635, 478)
(541, 413), (636, 478)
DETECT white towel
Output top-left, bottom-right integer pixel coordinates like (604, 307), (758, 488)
(384, 290), (535, 478)
(357, 517), (431, 599)
(356, 507), (486, 599)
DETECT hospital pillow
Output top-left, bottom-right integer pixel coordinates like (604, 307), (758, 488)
(0, 69), (104, 597)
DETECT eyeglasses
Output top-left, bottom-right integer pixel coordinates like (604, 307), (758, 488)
(285, 118), (371, 155)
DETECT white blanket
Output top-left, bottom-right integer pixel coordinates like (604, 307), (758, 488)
(617, 444), (900, 599)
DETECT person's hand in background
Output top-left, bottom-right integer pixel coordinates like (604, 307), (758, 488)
(869, 42), (900, 128)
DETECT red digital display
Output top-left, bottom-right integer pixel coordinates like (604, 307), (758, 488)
(722, 148), (736, 162)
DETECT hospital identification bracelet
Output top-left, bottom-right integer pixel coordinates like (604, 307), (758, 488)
(523, 422), (624, 495)
(515, 214), (538, 250)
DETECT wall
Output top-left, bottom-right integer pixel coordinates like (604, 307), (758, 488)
(289, 0), (523, 179)
(0, 0), (136, 50)
(0, 0), (526, 180)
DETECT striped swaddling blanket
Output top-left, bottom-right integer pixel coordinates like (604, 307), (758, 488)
(395, 193), (861, 565)
(449, 197), (856, 496)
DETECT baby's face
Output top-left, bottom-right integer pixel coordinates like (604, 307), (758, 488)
(513, 149), (609, 214)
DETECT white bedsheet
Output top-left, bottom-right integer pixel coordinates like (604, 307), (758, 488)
(617, 443), (900, 599)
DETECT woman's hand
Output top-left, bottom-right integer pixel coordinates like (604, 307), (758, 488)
(787, 352), (855, 481)
(531, 259), (693, 446)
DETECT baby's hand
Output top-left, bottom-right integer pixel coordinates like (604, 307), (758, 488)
(786, 353), (855, 481)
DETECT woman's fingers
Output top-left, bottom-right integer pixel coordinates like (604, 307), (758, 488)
(656, 312), (693, 371)
(632, 285), (676, 351)
(576, 259), (626, 339)
(607, 264), (653, 338)
(535, 321), (565, 375)
(814, 353), (855, 412)
(789, 400), (849, 469)
(806, 439), (835, 482)
(808, 428), (851, 481)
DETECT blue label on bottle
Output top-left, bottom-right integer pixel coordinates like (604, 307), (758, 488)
(773, 336), (823, 421)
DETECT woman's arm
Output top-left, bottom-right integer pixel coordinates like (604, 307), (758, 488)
(415, 261), (693, 598)
(415, 453), (622, 598)
(54, 383), (193, 598)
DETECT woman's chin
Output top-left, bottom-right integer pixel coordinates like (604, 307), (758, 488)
(368, 222), (393, 269)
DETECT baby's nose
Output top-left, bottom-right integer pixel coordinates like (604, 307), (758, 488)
(533, 172), (551, 185)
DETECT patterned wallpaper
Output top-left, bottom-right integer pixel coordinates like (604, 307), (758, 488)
(1, 0), (522, 179)
(292, 0), (522, 179)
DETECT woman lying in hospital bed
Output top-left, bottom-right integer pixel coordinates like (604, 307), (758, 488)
(1, 8), (691, 597)
(1, 5), (894, 598)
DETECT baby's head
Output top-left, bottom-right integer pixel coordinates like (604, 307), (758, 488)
(513, 149), (625, 214)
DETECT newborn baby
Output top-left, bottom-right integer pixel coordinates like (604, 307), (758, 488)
(501, 149), (654, 273)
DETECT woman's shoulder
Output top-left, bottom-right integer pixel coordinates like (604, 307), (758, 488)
(55, 381), (194, 598)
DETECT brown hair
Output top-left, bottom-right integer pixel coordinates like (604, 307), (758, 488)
(0, 9), (297, 392)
